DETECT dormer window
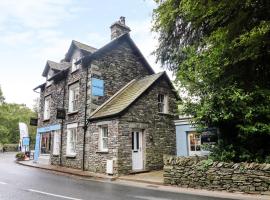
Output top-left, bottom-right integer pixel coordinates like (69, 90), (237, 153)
(46, 73), (52, 87)
(71, 58), (79, 72)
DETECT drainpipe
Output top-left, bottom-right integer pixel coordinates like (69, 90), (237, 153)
(60, 77), (67, 166)
(82, 61), (90, 171)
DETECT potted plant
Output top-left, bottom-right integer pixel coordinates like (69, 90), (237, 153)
(15, 152), (25, 161)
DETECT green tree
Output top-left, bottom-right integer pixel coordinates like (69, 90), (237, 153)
(0, 88), (37, 146)
(153, 0), (270, 162)
(0, 85), (5, 104)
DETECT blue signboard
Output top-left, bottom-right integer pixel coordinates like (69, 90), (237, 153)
(22, 137), (30, 146)
(92, 78), (104, 96)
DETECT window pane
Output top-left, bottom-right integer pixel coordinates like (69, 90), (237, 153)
(103, 127), (108, 137)
(103, 138), (108, 149)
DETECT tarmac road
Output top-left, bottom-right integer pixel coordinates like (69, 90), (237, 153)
(0, 152), (242, 200)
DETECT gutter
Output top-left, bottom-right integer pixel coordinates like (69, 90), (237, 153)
(60, 78), (67, 166)
(82, 60), (89, 171)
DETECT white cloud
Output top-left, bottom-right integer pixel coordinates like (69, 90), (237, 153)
(0, 0), (75, 29)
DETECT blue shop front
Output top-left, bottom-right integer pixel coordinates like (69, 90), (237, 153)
(34, 124), (61, 162)
(175, 117), (217, 157)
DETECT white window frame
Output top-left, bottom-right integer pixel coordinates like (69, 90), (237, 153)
(46, 72), (53, 86)
(71, 58), (79, 72)
(158, 94), (169, 113)
(66, 123), (77, 156)
(68, 83), (79, 113)
(52, 130), (61, 155)
(43, 96), (50, 120)
(99, 126), (108, 152)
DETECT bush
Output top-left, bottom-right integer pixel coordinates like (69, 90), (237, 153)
(15, 152), (25, 161)
(3, 144), (19, 152)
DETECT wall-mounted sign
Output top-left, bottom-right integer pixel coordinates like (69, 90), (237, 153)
(92, 78), (104, 96)
(201, 130), (218, 145)
(56, 108), (66, 119)
(30, 118), (38, 126)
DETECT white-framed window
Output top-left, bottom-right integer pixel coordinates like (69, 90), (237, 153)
(158, 94), (168, 113)
(46, 71), (53, 86)
(66, 123), (77, 156)
(68, 82), (79, 112)
(71, 58), (79, 72)
(99, 126), (108, 152)
(52, 130), (61, 155)
(43, 96), (50, 120)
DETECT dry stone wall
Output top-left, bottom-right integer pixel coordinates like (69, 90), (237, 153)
(164, 155), (270, 194)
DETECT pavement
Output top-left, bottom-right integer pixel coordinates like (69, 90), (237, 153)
(17, 158), (116, 181)
(1, 152), (269, 200)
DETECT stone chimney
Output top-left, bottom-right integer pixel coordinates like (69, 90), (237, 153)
(110, 16), (131, 40)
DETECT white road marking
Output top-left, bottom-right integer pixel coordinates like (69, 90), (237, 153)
(0, 181), (7, 185)
(27, 189), (83, 200)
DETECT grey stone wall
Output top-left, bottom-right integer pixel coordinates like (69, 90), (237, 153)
(117, 78), (178, 174)
(84, 119), (119, 174)
(87, 40), (153, 114)
(38, 48), (88, 169)
(164, 155), (270, 194)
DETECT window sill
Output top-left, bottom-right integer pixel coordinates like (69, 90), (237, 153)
(43, 118), (50, 122)
(52, 154), (59, 157)
(158, 112), (173, 116)
(67, 110), (78, 115)
(65, 154), (76, 158)
(96, 151), (109, 154)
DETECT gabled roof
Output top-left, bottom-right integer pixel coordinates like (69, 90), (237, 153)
(33, 83), (46, 91)
(47, 67), (69, 82)
(77, 33), (155, 74)
(72, 40), (97, 53)
(42, 60), (71, 77)
(89, 72), (165, 120)
(65, 40), (97, 61)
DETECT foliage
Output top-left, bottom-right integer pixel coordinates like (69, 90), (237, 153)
(197, 158), (213, 171)
(0, 89), (37, 146)
(153, 0), (270, 162)
(15, 152), (25, 160)
(3, 144), (19, 152)
(0, 85), (5, 104)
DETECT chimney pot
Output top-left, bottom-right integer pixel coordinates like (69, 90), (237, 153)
(110, 16), (131, 40)
(119, 16), (125, 25)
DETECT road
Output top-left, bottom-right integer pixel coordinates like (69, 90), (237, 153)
(0, 153), (236, 200)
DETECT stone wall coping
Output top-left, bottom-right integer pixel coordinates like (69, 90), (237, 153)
(164, 155), (270, 171)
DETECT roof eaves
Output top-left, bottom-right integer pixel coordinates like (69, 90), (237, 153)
(33, 83), (46, 91)
(47, 67), (69, 81)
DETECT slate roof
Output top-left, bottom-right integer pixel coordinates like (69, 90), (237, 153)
(33, 83), (46, 91)
(89, 72), (165, 120)
(42, 60), (71, 77)
(64, 40), (97, 61)
(77, 33), (155, 74)
(72, 40), (97, 53)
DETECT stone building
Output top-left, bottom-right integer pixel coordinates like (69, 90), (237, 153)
(34, 17), (178, 175)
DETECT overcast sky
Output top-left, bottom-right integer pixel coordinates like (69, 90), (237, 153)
(0, 0), (169, 109)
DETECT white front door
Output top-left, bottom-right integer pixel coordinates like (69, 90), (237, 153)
(188, 132), (202, 156)
(132, 131), (143, 171)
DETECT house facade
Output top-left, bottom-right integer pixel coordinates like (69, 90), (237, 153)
(175, 117), (218, 157)
(34, 17), (178, 175)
